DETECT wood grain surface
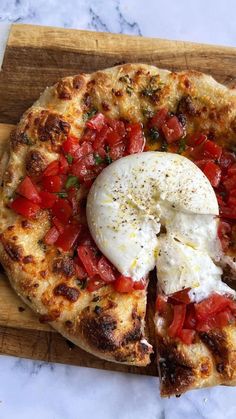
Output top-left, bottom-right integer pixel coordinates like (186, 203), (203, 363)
(0, 23), (236, 373)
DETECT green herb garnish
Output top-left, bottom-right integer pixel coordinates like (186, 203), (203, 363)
(126, 86), (134, 96)
(57, 191), (68, 198)
(178, 138), (186, 154)
(83, 108), (97, 121)
(66, 154), (73, 164)
(105, 154), (113, 165)
(93, 153), (104, 165)
(65, 175), (79, 189)
(119, 75), (132, 84)
(77, 279), (87, 290)
(149, 127), (160, 142)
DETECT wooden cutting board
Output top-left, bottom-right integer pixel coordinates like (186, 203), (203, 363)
(1, 23), (236, 375)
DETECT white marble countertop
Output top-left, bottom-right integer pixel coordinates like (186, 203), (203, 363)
(0, 0), (236, 418)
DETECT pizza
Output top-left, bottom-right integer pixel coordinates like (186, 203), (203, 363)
(0, 63), (236, 396)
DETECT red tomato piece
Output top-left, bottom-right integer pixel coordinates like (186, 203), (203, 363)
(42, 175), (63, 193)
(81, 128), (97, 144)
(218, 221), (231, 251)
(168, 304), (186, 338)
(106, 130), (122, 147)
(92, 125), (111, 153)
(11, 197), (41, 219)
(226, 163), (236, 176)
(39, 191), (57, 209)
(44, 226), (60, 245)
(149, 108), (168, 129)
(97, 256), (116, 283)
(183, 304), (197, 329)
(155, 295), (168, 314)
(71, 154), (95, 181)
(52, 217), (64, 234)
(133, 278), (147, 290)
(62, 135), (80, 155)
(194, 293), (231, 320)
(51, 199), (72, 224)
(178, 329), (196, 345)
(202, 161), (222, 188)
(202, 140), (222, 160)
(87, 276), (104, 292)
(113, 275), (134, 293)
(220, 205), (236, 220)
(73, 142), (93, 161)
(77, 245), (99, 277)
(67, 187), (79, 215)
(187, 133), (207, 147)
(86, 113), (106, 132)
(220, 151), (236, 170)
(74, 256), (87, 279)
(162, 116), (183, 144)
(107, 119), (126, 138)
(109, 143), (126, 161)
(58, 155), (69, 174)
(169, 288), (191, 304)
(56, 224), (81, 251)
(228, 196), (236, 207)
(216, 308), (235, 328)
(43, 160), (60, 177)
(126, 123), (145, 154)
(79, 227), (95, 246)
(17, 176), (41, 204)
(223, 175), (236, 191)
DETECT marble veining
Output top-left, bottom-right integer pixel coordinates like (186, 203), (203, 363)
(0, 0), (236, 418)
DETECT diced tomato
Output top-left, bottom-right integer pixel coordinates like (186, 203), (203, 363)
(149, 108), (168, 129)
(55, 224), (81, 251)
(86, 113), (106, 132)
(223, 175), (236, 191)
(44, 226), (60, 245)
(73, 142), (93, 161)
(187, 133), (207, 147)
(80, 128), (97, 144)
(133, 278), (147, 290)
(162, 116), (183, 144)
(106, 130), (122, 147)
(227, 163), (236, 176)
(202, 140), (222, 160)
(155, 295), (168, 314)
(113, 275), (134, 293)
(17, 176), (41, 204)
(168, 304), (186, 338)
(51, 199), (72, 224)
(43, 160), (60, 177)
(11, 197), (41, 219)
(97, 256), (116, 283)
(194, 293), (232, 320)
(58, 155), (69, 174)
(178, 329), (196, 345)
(202, 161), (222, 187)
(93, 125), (111, 152)
(107, 119), (126, 138)
(62, 135), (80, 155)
(71, 154), (95, 181)
(218, 221), (231, 251)
(83, 171), (97, 188)
(126, 123), (145, 154)
(42, 175), (63, 193)
(73, 256), (87, 279)
(67, 187), (78, 214)
(228, 196), (236, 207)
(77, 245), (99, 277)
(219, 151), (236, 170)
(216, 308), (235, 328)
(92, 163), (107, 176)
(220, 205), (236, 220)
(39, 191), (57, 209)
(183, 304), (197, 329)
(109, 143), (125, 160)
(169, 288), (191, 304)
(52, 217), (64, 234)
(87, 276), (104, 292)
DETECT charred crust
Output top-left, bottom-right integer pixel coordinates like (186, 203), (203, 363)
(38, 113), (70, 143)
(83, 92), (92, 109)
(80, 313), (117, 351)
(21, 220), (31, 229)
(22, 255), (34, 264)
(53, 283), (80, 302)
(1, 238), (23, 262)
(122, 321), (142, 345)
(157, 338), (195, 396)
(73, 75), (85, 90)
(177, 95), (196, 116)
(25, 150), (46, 177)
(199, 330), (229, 376)
(56, 79), (72, 100)
(40, 270), (47, 278)
(53, 257), (75, 278)
(101, 101), (110, 111)
(10, 129), (32, 150)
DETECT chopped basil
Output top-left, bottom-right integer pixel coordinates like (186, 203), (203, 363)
(65, 175), (79, 189)
(126, 86), (133, 96)
(140, 87), (160, 98)
(77, 278), (87, 289)
(83, 108), (97, 121)
(93, 153), (104, 165)
(178, 138), (186, 154)
(119, 74), (132, 84)
(57, 191), (68, 198)
(149, 127), (160, 142)
(105, 154), (113, 165)
(66, 154), (73, 164)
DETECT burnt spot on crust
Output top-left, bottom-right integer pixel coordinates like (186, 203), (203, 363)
(157, 337), (195, 396)
(39, 310), (60, 323)
(53, 257), (75, 278)
(10, 129), (32, 150)
(0, 237), (23, 261)
(80, 313), (117, 351)
(37, 113), (70, 144)
(102, 101), (110, 112)
(25, 150), (46, 177)
(177, 95), (197, 116)
(73, 75), (86, 90)
(122, 322), (142, 345)
(22, 255), (34, 264)
(21, 220), (31, 229)
(199, 330), (229, 377)
(53, 283), (80, 302)
(56, 79), (72, 100)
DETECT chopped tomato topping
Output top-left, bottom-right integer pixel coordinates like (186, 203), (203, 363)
(178, 329), (196, 345)
(113, 275), (134, 293)
(73, 142), (93, 161)
(168, 304), (186, 338)
(74, 256), (87, 279)
(58, 155), (69, 174)
(183, 304), (197, 329)
(133, 278), (147, 290)
(187, 133), (207, 147)
(202, 140), (222, 160)
(149, 108), (168, 129)
(219, 151), (236, 171)
(202, 161), (221, 187)
(17, 176), (41, 204)
(109, 143), (125, 160)
(86, 113), (106, 131)
(223, 174), (236, 191)
(162, 116), (183, 144)
(155, 295), (168, 314)
(43, 160), (60, 177)
(77, 245), (99, 277)
(55, 224), (81, 251)
(42, 175), (63, 193)
(169, 288), (191, 304)
(126, 123), (145, 154)
(52, 216), (64, 234)
(62, 135), (80, 156)
(11, 197), (41, 219)
(194, 293), (233, 320)
(51, 199), (72, 224)
(87, 276), (104, 292)
(97, 256), (117, 283)
(39, 191), (57, 209)
(44, 226), (60, 245)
